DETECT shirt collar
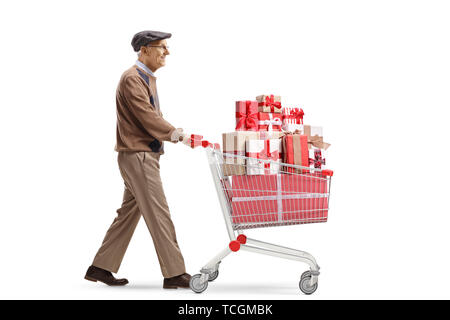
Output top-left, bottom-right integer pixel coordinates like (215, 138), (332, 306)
(135, 60), (155, 78)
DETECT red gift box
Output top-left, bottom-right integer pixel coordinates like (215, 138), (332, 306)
(281, 198), (328, 223)
(230, 174), (328, 225)
(282, 133), (309, 173)
(235, 101), (258, 131)
(282, 107), (304, 132)
(258, 112), (282, 133)
(281, 173), (328, 223)
(283, 107), (304, 125)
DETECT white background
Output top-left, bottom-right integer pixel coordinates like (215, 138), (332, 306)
(0, 0), (449, 300)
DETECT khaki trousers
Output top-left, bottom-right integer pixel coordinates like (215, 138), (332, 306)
(92, 151), (186, 278)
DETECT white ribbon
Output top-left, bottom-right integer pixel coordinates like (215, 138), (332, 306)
(258, 113), (282, 134)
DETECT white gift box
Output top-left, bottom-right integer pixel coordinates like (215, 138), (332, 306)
(283, 123), (304, 133)
(282, 107), (304, 132)
(304, 125), (323, 137)
(246, 139), (281, 175)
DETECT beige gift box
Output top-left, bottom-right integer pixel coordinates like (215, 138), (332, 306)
(256, 95), (282, 113)
(221, 131), (285, 176)
(222, 131), (259, 176)
(303, 125), (323, 138)
(303, 125), (330, 169)
(303, 125), (331, 150)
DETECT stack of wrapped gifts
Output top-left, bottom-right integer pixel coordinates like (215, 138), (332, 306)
(222, 94), (331, 225)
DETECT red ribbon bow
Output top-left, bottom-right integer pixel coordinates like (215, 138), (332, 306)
(246, 140), (280, 173)
(264, 95), (282, 113)
(290, 108), (304, 124)
(235, 101), (258, 130)
(309, 149), (326, 169)
(261, 140), (279, 169)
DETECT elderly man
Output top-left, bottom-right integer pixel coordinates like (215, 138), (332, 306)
(85, 30), (191, 289)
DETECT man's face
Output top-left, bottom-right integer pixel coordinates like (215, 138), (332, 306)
(141, 39), (170, 71)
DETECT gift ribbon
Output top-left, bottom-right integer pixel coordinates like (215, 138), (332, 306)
(246, 140), (280, 173)
(258, 114), (282, 134)
(309, 149), (326, 169)
(282, 107), (304, 127)
(265, 95), (282, 113)
(235, 101), (258, 130)
(307, 135), (331, 150)
(304, 125), (323, 138)
(281, 129), (303, 136)
(290, 108), (304, 124)
(263, 139), (279, 169)
(258, 95), (282, 113)
(282, 133), (309, 172)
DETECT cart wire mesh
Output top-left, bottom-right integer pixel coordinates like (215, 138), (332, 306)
(210, 149), (332, 230)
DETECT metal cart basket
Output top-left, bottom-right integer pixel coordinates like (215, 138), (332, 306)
(189, 145), (333, 294)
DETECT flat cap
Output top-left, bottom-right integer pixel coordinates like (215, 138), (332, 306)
(131, 30), (172, 52)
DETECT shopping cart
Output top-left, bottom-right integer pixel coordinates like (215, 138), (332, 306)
(188, 139), (333, 295)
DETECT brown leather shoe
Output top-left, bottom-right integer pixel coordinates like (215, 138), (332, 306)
(84, 265), (129, 286)
(163, 273), (191, 289)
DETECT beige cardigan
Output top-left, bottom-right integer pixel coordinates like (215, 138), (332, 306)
(114, 65), (175, 153)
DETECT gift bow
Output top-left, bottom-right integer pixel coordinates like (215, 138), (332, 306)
(258, 113), (282, 133)
(309, 149), (326, 169)
(261, 140), (279, 169)
(289, 108), (304, 124)
(307, 135), (331, 150)
(279, 129), (303, 137)
(282, 131), (330, 150)
(246, 140), (280, 170)
(235, 101), (258, 130)
(263, 95), (282, 112)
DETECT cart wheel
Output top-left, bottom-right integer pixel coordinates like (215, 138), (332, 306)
(190, 274), (208, 293)
(301, 271), (311, 280)
(299, 276), (318, 295)
(208, 270), (219, 282)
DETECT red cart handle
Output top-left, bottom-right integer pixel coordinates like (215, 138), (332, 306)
(321, 169), (334, 177)
(186, 134), (221, 150)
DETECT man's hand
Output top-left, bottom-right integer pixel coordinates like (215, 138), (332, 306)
(182, 134), (192, 146)
(170, 128), (185, 143)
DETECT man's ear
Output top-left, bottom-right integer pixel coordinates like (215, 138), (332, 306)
(140, 46), (147, 55)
